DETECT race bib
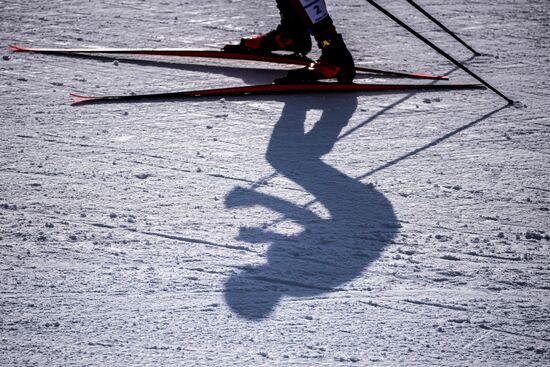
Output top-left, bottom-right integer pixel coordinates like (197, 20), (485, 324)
(299, 0), (329, 24)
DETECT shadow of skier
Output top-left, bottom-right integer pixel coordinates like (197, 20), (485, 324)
(223, 94), (399, 320)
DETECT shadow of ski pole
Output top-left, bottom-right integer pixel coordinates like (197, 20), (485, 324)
(355, 104), (509, 180)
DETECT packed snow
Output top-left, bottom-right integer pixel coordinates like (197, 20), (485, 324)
(1, 0), (549, 365)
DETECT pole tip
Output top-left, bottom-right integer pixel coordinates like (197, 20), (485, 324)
(511, 100), (527, 109)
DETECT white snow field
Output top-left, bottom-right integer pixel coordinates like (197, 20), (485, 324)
(1, 0), (549, 365)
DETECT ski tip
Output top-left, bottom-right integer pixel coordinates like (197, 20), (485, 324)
(414, 73), (449, 80)
(8, 44), (29, 52)
(69, 92), (97, 105)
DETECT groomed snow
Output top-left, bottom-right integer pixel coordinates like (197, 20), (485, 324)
(1, 0), (549, 365)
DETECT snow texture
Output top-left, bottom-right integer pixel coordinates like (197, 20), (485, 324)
(1, 0), (549, 365)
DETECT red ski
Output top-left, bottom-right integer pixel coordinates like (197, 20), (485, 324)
(70, 81), (484, 105)
(8, 44), (448, 80)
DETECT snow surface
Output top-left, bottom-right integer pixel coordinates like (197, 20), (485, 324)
(1, 0), (549, 365)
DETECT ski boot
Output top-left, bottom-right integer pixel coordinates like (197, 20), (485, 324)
(223, 25), (312, 56)
(275, 33), (355, 84)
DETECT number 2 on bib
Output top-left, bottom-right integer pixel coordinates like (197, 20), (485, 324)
(299, 0), (329, 24)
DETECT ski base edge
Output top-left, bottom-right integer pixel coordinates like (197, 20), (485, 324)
(69, 82), (485, 105)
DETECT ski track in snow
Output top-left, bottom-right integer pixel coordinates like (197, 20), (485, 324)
(1, 0), (549, 365)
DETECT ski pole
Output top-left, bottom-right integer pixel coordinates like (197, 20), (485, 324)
(364, 0), (513, 104)
(405, 0), (480, 56)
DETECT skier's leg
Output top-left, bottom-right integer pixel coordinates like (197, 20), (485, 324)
(285, 0), (335, 36)
(225, 0), (311, 56)
(280, 0), (356, 82)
